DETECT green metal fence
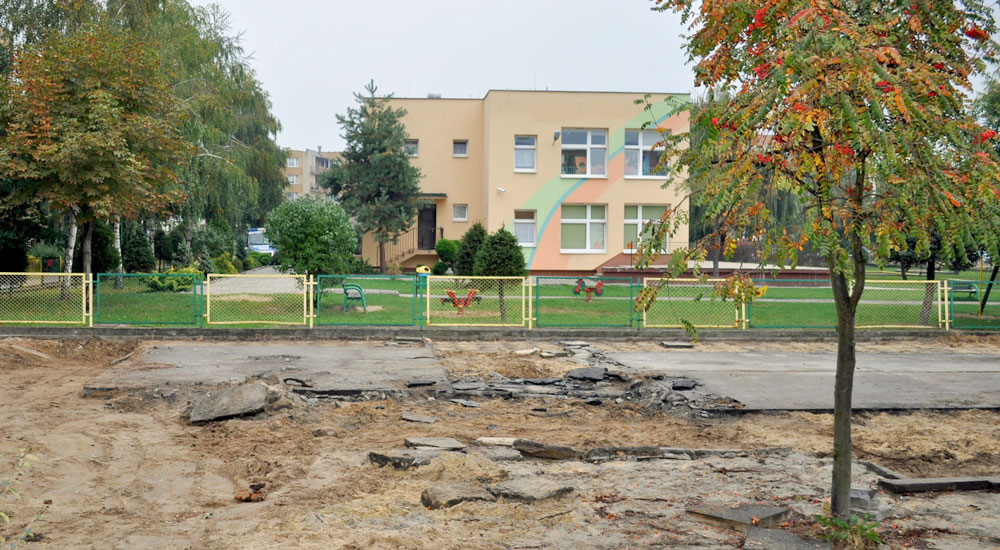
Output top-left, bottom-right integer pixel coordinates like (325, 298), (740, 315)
(534, 276), (636, 327)
(949, 280), (1000, 330)
(315, 274), (421, 326)
(95, 273), (201, 326)
(747, 279), (836, 329)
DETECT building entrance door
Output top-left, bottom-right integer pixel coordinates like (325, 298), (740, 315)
(417, 206), (437, 250)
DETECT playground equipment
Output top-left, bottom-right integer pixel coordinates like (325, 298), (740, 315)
(573, 279), (605, 302)
(342, 283), (367, 312)
(444, 289), (478, 314)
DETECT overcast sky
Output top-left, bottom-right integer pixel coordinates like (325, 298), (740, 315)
(188, 0), (695, 151)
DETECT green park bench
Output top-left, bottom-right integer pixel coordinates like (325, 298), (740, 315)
(342, 283), (367, 312)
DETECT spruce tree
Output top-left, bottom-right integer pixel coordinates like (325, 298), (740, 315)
(322, 81), (422, 272)
(455, 222), (487, 276)
(473, 227), (526, 323)
(121, 221), (156, 273)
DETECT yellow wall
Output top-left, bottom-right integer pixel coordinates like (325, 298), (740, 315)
(365, 90), (690, 273)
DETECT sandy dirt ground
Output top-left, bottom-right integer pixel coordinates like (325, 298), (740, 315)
(1, 337), (998, 549)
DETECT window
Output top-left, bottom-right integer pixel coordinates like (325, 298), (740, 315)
(316, 157), (330, 169)
(452, 204), (468, 222)
(405, 139), (419, 157)
(288, 192), (298, 199)
(453, 140), (468, 157)
(560, 204), (606, 252)
(561, 129), (606, 177)
(513, 210), (536, 246)
(514, 135), (536, 172)
(625, 129), (667, 177)
(624, 204), (670, 252)
(287, 175), (298, 186)
(287, 157), (298, 168)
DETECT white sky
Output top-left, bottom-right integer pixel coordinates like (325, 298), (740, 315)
(188, 0), (695, 151)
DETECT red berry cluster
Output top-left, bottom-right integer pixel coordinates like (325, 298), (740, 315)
(973, 129), (997, 144)
(756, 153), (773, 164)
(834, 144), (855, 156)
(876, 80), (895, 93)
(966, 26), (988, 41)
(753, 63), (771, 79)
(745, 8), (767, 36)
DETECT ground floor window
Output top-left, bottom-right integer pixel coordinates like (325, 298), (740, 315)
(560, 204), (606, 252)
(624, 204), (670, 252)
(513, 210), (536, 245)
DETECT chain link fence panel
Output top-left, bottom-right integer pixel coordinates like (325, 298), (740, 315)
(206, 274), (307, 325)
(95, 273), (201, 325)
(425, 276), (526, 327)
(640, 278), (741, 329)
(856, 280), (943, 328)
(747, 278), (837, 329)
(949, 280), (1000, 330)
(315, 274), (419, 326)
(0, 273), (87, 324)
(534, 276), (635, 327)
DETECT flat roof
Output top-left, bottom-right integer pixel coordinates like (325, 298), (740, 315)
(391, 89), (690, 100)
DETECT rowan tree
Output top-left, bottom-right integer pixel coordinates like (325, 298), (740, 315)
(647, 0), (1000, 518)
(0, 26), (191, 276)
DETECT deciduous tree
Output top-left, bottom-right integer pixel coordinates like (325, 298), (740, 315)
(647, 0), (1000, 518)
(264, 196), (357, 278)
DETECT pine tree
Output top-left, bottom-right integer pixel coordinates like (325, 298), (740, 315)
(455, 222), (488, 276)
(322, 81), (422, 272)
(121, 221), (156, 273)
(474, 227), (526, 323)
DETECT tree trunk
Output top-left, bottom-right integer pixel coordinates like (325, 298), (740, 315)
(378, 242), (387, 273)
(61, 211), (78, 299)
(918, 254), (937, 325)
(113, 217), (123, 288)
(829, 267), (858, 519)
(82, 221), (94, 279)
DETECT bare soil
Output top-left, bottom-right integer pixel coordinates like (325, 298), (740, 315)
(1, 337), (998, 549)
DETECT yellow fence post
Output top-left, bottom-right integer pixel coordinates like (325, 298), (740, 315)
(205, 274), (211, 324)
(308, 274), (314, 329)
(87, 272), (94, 327)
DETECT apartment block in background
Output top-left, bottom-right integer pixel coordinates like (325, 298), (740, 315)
(363, 90), (690, 275)
(283, 148), (340, 199)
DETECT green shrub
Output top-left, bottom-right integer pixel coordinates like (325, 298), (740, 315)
(142, 266), (199, 292)
(347, 255), (376, 274)
(432, 260), (449, 275)
(473, 227), (526, 277)
(455, 222), (487, 276)
(244, 255), (261, 270)
(435, 238), (459, 265)
(211, 253), (238, 274)
(813, 513), (884, 549)
(248, 252), (273, 266)
(121, 221), (155, 273)
(231, 256), (244, 272)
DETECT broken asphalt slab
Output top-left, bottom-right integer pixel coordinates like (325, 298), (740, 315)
(489, 478), (573, 503)
(743, 528), (832, 549)
(687, 503), (789, 529)
(90, 342), (451, 396)
(608, 350), (1000, 410)
(404, 437), (467, 450)
(879, 476), (1000, 494)
(512, 439), (583, 460)
(189, 382), (268, 423)
(420, 483), (496, 509)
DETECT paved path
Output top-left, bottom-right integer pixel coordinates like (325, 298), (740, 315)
(608, 351), (1000, 411)
(93, 342), (449, 394)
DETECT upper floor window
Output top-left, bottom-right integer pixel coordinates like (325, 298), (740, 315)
(453, 140), (468, 157)
(514, 135), (536, 172)
(561, 129), (606, 177)
(625, 129), (667, 177)
(404, 139), (419, 157)
(287, 157), (298, 168)
(287, 175), (298, 186)
(316, 157), (330, 169)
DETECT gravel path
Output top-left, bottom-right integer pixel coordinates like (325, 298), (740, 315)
(206, 266), (305, 295)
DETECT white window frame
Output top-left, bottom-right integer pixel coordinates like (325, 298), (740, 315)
(453, 140), (468, 158)
(287, 174), (298, 186)
(624, 204), (670, 253)
(624, 129), (668, 178)
(287, 157), (298, 168)
(513, 210), (536, 246)
(514, 135), (536, 172)
(452, 204), (468, 222)
(560, 204), (607, 254)
(560, 128), (607, 178)
(405, 139), (419, 157)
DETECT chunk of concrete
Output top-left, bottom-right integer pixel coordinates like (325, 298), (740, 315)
(660, 341), (694, 349)
(189, 382), (269, 423)
(524, 377), (562, 385)
(401, 413), (436, 424)
(450, 398), (481, 408)
(490, 478), (573, 503)
(465, 446), (523, 462)
(404, 437), (466, 450)
(585, 446), (663, 461)
(671, 378), (698, 391)
(879, 476), (992, 494)
(420, 483), (496, 509)
(514, 348), (539, 356)
(539, 350), (569, 358)
(688, 503), (789, 529)
(475, 437), (517, 447)
(850, 487), (879, 510)
(451, 382), (486, 391)
(564, 367), (607, 382)
(512, 439), (582, 460)
(368, 448), (446, 470)
(558, 340), (589, 347)
(743, 528), (831, 549)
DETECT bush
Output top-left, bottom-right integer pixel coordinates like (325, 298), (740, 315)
(455, 222), (487, 276)
(142, 266), (200, 292)
(347, 255), (376, 274)
(211, 253), (238, 274)
(244, 255), (261, 270)
(121, 221), (155, 273)
(435, 238), (459, 266)
(264, 196), (357, 276)
(248, 252), (273, 267)
(473, 227), (526, 277)
(432, 260), (449, 275)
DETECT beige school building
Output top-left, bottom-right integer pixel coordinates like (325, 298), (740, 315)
(357, 90), (691, 275)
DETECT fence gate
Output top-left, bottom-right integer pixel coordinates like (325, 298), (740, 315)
(0, 272), (89, 325)
(315, 274), (420, 326)
(206, 273), (308, 325)
(855, 280), (944, 329)
(641, 278), (742, 329)
(949, 280), (1000, 330)
(425, 276), (527, 327)
(534, 276), (635, 327)
(95, 273), (201, 325)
